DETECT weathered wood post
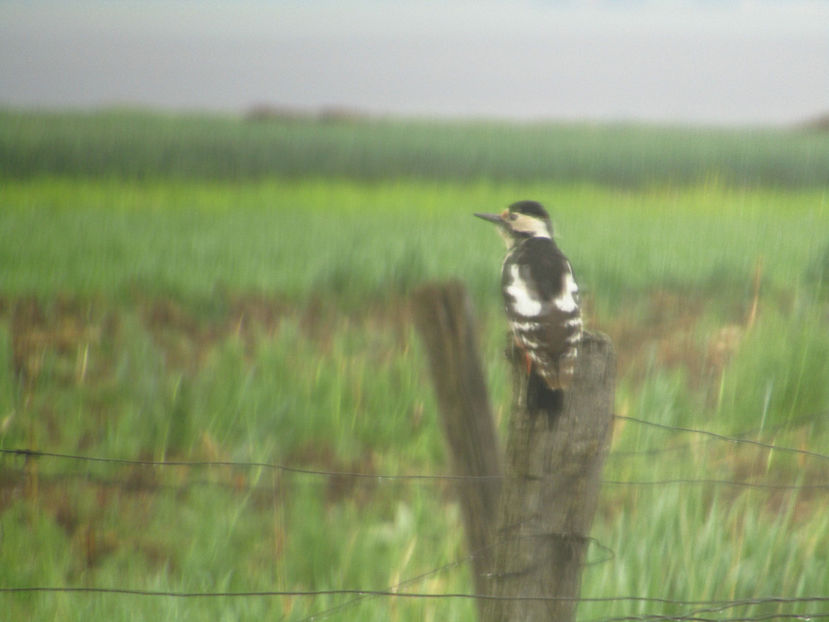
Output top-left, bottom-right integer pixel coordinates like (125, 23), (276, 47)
(411, 281), (502, 613)
(482, 330), (615, 622)
(413, 280), (615, 622)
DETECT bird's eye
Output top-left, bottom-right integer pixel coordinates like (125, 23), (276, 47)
(509, 213), (518, 221)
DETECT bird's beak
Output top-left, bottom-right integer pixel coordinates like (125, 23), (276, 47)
(474, 212), (504, 225)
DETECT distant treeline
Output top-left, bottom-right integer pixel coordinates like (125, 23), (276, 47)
(1, 108), (827, 187)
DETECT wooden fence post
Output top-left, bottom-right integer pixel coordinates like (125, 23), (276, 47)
(481, 330), (615, 622)
(413, 280), (614, 622)
(411, 281), (502, 613)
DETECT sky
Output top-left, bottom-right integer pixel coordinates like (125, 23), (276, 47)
(1, 0), (828, 125)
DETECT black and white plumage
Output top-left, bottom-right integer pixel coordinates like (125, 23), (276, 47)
(475, 200), (582, 391)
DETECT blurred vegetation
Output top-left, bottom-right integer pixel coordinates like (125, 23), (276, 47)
(1, 108), (828, 187)
(1, 111), (828, 620)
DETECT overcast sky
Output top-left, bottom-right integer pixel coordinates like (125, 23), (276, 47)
(1, 1), (828, 125)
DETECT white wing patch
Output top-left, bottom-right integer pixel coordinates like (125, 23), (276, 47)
(505, 264), (542, 317)
(554, 270), (579, 313)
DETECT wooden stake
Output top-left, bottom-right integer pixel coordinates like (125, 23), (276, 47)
(413, 281), (615, 622)
(482, 330), (615, 622)
(412, 281), (502, 612)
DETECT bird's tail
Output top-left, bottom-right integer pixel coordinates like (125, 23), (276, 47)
(527, 371), (565, 417)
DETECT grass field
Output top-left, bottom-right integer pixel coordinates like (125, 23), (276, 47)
(3, 108), (829, 187)
(1, 111), (829, 621)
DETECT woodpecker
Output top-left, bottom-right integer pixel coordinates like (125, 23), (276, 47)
(475, 200), (582, 392)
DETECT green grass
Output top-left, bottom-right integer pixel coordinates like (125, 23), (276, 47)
(1, 127), (829, 620)
(2, 178), (827, 306)
(2, 108), (829, 187)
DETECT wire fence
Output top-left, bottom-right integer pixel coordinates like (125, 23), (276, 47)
(3, 413), (828, 486)
(3, 450), (827, 492)
(1, 587), (826, 622)
(2, 414), (827, 620)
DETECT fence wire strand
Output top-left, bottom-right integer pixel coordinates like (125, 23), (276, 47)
(2, 427), (827, 493)
(614, 416), (829, 462)
(1, 587), (825, 608)
(3, 585), (825, 622)
(607, 410), (828, 460)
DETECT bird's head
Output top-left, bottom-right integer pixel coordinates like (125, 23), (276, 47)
(474, 200), (553, 247)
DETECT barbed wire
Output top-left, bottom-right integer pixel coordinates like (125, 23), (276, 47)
(0, 447), (493, 481)
(5, 413), (826, 479)
(3, 465), (826, 502)
(0, 586), (824, 608)
(3, 589), (826, 622)
(2, 444), (826, 492)
(2, 586), (825, 622)
(2, 456), (827, 494)
(608, 410), (828, 460)
(614, 416), (829, 462)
